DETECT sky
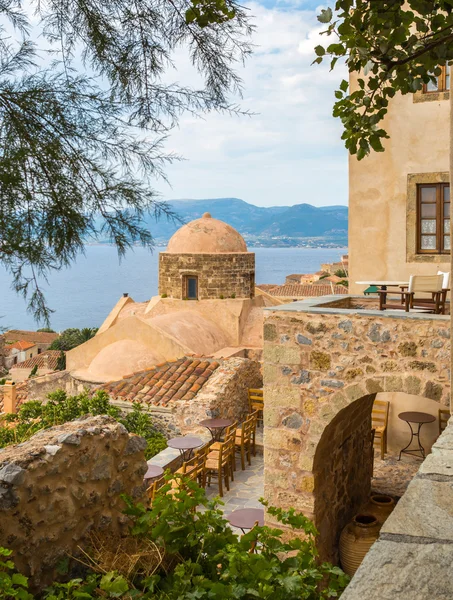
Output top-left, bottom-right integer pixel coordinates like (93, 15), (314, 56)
(160, 0), (348, 207)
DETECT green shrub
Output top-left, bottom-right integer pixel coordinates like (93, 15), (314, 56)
(161, 293), (168, 298)
(29, 365), (38, 378)
(0, 479), (349, 599)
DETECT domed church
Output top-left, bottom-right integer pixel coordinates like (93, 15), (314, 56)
(66, 214), (279, 382)
(159, 212), (255, 300)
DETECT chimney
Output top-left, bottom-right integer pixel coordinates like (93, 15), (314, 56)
(123, 293), (128, 298)
(3, 380), (17, 414)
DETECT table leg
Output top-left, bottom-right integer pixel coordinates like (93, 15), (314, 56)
(398, 421), (427, 460)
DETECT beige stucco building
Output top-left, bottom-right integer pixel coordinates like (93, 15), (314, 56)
(349, 72), (450, 294)
(66, 214), (278, 382)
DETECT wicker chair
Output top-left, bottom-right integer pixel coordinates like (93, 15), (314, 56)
(372, 400), (389, 460)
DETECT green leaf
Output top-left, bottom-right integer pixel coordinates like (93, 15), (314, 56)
(11, 573), (29, 587)
(317, 7), (332, 23)
(314, 45), (325, 56)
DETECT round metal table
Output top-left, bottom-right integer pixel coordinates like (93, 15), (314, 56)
(199, 418), (233, 441)
(226, 508), (265, 533)
(167, 435), (204, 460)
(398, 411), (436, 460)
(144, 464), (164, 481)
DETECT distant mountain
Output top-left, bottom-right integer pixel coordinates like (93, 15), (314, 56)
(146, 198), (348, 241)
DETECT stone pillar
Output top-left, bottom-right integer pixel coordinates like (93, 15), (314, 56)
(3, 380), (17, 414)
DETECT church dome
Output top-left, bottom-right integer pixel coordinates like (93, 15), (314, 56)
(166, 213), (248, 254)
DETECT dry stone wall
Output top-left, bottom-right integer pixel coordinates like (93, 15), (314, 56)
(0, 415), (147, 588)
(159, 252), (255, 299)
(263, 303), (450, 561)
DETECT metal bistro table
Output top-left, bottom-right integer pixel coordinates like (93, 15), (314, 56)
(199, 418), (233, 441)
(167, 435), (204, 460)
(398, 411), (436, 460)
(144, 464), (164, 482)
(226, 508), (265, 534)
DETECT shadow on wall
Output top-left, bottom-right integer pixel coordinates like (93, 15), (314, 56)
(313, 393), (376, 566)
(376, 391), (444, 455)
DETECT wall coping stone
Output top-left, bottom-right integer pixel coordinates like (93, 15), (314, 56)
(341, 418), (453, 599)
(264, 295), (450, 322)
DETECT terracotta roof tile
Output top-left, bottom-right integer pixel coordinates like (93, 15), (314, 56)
(7, 340), (36, 352)
(3, 330), (59, 344)
(97, 357), (220, 407)
(12, 351), (62, 370)
(268, 284), (349, 297)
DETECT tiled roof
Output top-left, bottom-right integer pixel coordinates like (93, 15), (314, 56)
(13, 351), (62, 370)
(268, 284), (349, 297)
(98, 357), (220, 407)
(4, 330), (59, 344)
(6, 340), (36, 352)
(256, 284), (278, 292)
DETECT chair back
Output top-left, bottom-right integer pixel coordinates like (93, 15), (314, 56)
(218, 435), (235, 467)
(408, 274), (443, 294)
(372, 399), (389, 430)
(248, 388), (264, 412)
(147, 474), (166, 505)
(225, 421), (238, 437)
(437, 271), (450, 290)
(439, 408), (450, 435)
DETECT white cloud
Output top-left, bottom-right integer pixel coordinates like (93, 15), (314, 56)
(159, 0), (348, 207)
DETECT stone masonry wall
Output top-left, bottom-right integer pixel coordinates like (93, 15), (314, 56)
(159, 252), (255, 300)
(263, 306), (450, 561)
(0, 415), (147, 588)
(341, 419), (453, 600)
(174, 357), (263, 435)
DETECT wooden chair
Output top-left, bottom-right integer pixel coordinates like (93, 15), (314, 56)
(372, 400), (389, 460)
(209, 428), (237, 477)
(146, 474), (166, 507)
(235, 417), (255, 470)
(439, 408), (450, 435)
(248, 389), (264, 427)
(205, 437), (235, 497)
(379, 275), (444, 313)
(210, 421), (238, 451)
(248, 410), (259, 456)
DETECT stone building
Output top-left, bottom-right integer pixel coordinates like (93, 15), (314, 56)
(159, 212), (255, 300)
(66, 214), (278, 382)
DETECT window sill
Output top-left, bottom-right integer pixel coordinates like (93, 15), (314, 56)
(413, 90), (450, 103)
(407, 252), (450, 263)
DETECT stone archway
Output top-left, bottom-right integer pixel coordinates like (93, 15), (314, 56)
(263, 306), (450, 562)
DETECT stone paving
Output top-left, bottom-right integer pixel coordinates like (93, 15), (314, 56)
(204, 454), (264, 513)
(372, 451), (420, 498)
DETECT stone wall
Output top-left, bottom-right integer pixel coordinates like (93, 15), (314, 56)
(341, 419), (453, 600)
(263, 300), (450, 561)
(0, 415), (147, 588)
(159, 252), (255, 300)
(26, 370), (99, 401)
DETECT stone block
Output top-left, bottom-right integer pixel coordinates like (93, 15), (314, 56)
(365, 378), (384, 394)
(345, 384), (366, 402)
(341, 540), (453, 600)
(424, 381), (443, 402)
(404, 375), (422, 396)
(265, 345), (300, 365)
(398, 341), (417, 357)
(296, 334), (312, 346)
(345, 368), (364, 381)
(419, 451), (453, 478)
(282, 412), (303, 429)
(310, 351), (331, 370)
(381, 477), (453, 540)
(265, 386), (300, 409)
(263, 323), (277, 342)
(384, 376), (403, 392)
(408, 360), (437, 373)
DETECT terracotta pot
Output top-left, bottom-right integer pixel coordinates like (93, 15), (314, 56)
(365, 494), (395, 525)
(339, 514), (380, 576)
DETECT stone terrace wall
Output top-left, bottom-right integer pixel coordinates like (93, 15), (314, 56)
(0, 415), (147, 588)
(341, 419), (453, 600)
(263, 303), (450, 560)
(174, 357), (263, 435)
(159, 252), (255, 300)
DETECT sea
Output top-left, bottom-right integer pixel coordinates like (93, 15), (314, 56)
(0, 246), (347, 331)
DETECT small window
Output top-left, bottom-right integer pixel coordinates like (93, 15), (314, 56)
(417, 183), (450, 254)
(185, 276), (198, 300)
(423, 66), (450, 93)
(38, 348), (41, 354)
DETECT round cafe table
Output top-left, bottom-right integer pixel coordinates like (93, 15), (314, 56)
(167, 435), (204, 460)
(144, 464), (164, 481)
(398, 411), (436, 460)
(226, 508), (265, 533)
(199, 418), (233, 441)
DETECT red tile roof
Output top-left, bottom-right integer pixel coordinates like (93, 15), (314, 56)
(268, 284), (349, 297)
(13, 351), (62, 370)
(6, 340), (36, 352)
(256, 284), (278, 292)
(4, 330), (59, 344)
(98, 357), (220, 407)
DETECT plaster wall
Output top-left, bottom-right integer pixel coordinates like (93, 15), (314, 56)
(349, 77), (450, 295)
(9, 366), (54, 382)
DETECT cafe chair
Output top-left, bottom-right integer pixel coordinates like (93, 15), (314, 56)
(372, 400), (389, 460)
(205, 437), (235, 497)
(207, 428), (237, 476)
(235, 416), (255, 470)
(439, 408), (450, 436)
(146, 474), (166, 507)
(248, 389), (264, 428)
